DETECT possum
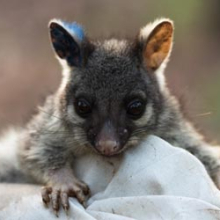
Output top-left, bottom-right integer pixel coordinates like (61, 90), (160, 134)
(1, 18), (220, 214)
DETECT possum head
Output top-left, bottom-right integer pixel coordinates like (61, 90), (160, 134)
(49, 18), (174, 156)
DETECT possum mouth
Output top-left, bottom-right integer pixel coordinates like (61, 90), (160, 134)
(94, 145), (127, 157)
(86, 135), (139, 157)
(98, 151), (121, 157)
(94, 148), (121, 157)
(84, 142), (123, 157)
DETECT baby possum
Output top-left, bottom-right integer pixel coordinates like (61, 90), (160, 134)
(1, 18), (220, 214)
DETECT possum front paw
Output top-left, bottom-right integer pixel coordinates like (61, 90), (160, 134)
(41, 168), (90, 216)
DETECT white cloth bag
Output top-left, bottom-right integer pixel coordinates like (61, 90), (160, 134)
(1, 135), (220, 220)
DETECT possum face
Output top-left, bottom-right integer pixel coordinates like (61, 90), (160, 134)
(49, 19), (173, 156)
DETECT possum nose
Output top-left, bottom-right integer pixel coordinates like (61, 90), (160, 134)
(94, 120), (121, 156)
(96, 140), (120, 156)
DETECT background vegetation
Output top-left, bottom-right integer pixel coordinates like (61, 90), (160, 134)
(0, 0), (219, 141)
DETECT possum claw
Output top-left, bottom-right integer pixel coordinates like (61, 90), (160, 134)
(41, 179), (90, 215)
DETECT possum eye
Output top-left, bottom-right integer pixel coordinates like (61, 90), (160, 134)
(127, 100), (145, 119)
(75, 98), (92, 118)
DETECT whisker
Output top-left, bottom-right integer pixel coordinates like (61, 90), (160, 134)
(38, 108), (63, 120)
(38, 123), (84, 134)
(66, 140), (88, 147)
(132, 130), (147, 136)
(195, 112), (212, 117)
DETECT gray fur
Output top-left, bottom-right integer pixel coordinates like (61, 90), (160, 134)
(1, 19), (220, 190)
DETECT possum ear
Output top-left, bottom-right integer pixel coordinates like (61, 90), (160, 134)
(49, 19), (86, 67)
(138, 19), (174, 71)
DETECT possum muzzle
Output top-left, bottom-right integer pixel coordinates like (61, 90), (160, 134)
(94, 121), (127, 156)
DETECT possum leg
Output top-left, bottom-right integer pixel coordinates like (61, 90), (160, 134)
(41, 167), (90, 215)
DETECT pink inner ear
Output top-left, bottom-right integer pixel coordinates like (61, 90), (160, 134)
(144, 21), (173, 71)
(152, 53), (165, 68)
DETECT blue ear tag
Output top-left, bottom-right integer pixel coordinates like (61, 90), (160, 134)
(62, 22), (85, 42)
(50, 21), (85, 67)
